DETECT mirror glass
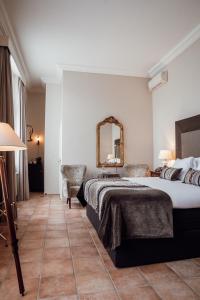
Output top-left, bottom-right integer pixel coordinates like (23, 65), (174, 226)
(100, 123), (121, 164)
(181, 129), (200, 157)
(96, 116), (124, 167)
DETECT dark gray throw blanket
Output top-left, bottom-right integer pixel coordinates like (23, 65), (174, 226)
(84, 179), (173, 250)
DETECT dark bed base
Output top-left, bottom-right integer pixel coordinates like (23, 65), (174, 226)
(86, 204), (200, 268)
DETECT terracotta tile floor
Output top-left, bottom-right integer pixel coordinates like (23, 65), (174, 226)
(0, 194), (200, 300)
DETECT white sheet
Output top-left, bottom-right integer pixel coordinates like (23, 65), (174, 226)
(123, 177), (200, 209)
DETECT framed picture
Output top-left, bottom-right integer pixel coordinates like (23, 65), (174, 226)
(27, 124), (33, 142)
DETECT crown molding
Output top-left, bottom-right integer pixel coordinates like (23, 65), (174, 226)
(148, 24), (200, 78)
(57, 63), (146, 78)
(0, 0), (30, 85)
(41, 63), (147, 86)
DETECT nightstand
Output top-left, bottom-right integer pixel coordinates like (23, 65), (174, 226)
(28, 162), (44, 192)
(98, 173), (120, 179)
(150, 170), (161, 177)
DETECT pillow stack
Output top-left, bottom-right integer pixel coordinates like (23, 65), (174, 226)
(172, 157), (194, 181)
(183, 168), (200, 186)
(159, 157), (200, 185)
(171, 157), (200, 186)
(160, 167), (182, 181)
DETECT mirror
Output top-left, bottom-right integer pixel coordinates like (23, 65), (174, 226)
(96, 116), (124, 167)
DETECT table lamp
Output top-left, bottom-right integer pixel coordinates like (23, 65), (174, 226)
(158, 150), (172, 167)
(0, 122), (26, 296)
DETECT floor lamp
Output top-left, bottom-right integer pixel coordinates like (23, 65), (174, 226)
(0, 122), (27, 296)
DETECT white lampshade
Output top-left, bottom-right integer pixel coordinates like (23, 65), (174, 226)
(0, 122), (26, 151)
(158, 150), (172, 160)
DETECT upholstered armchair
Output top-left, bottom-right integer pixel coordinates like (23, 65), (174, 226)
(61, 165), (86, 208)
(124, 164), (150, 177)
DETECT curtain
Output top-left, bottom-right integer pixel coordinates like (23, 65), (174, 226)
(0, 46), (16, 216)
(18, 79), (29, 201)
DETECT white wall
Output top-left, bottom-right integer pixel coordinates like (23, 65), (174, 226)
(152, 39), (200, 168)
(26, 91), (45, 162)
(44, 83), (61, 194)
(61, 71), (153, 177)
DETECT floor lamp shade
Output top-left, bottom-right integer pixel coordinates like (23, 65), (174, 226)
(0, 122), (26, 151)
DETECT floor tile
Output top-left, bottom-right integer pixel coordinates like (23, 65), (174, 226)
(67, 222), (86, 230)
(139, 263), (180, 284)
(0, 277), (39, 300)
(69, 236), (94, 247)
(23, 230), (45, 240)
(118, 286), (160, 300)
(47, 224), (67, 231)
(45, 238), (69, 248)
(20, 238), (44, 249)
(101, 254), (117, 271)
(167, 260), (200, 278)
(0, 262), (10, 281)
(8, 261), (41, 279)
(42, 258), (73, 277)
(39, 274), (76, 298)
(66, 217), (83, 224)
(19, 248), (43, 263)
(153, 280), (198, 300)
(43, 247), (71, 261)
(109, 267), (147, 290)
(76, 271), (114, 294)
(73, 257), (106, 275)
(185, 277), (200, 296)
(46, 230), (67, 238)
(26, 224), (46, 232)
(79, 290), (119, 299)
(71, 245), (98, 258)
(39, 296), (77, 300)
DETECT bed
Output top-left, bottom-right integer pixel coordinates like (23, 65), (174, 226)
(85, 114), (200, 267)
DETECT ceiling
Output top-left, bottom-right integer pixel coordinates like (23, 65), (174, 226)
(2, 0), (200, 90)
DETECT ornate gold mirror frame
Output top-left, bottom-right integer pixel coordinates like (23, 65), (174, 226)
(96, 116), (124, 167)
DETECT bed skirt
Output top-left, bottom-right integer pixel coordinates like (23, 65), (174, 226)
(86, 204), (200, 268)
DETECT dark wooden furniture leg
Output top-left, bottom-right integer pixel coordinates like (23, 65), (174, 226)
(67, 197), (71, 209)
(0, 156), (25, 296)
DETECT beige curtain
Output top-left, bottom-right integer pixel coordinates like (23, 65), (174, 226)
(0, 46), (16, 215)
(18, 79), (29, 201)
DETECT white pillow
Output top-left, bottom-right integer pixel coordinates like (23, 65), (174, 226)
(173, 157), (194, 181)
(192, 158), (200, 170)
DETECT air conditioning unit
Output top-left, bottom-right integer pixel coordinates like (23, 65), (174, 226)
(148, 71), (168, 91)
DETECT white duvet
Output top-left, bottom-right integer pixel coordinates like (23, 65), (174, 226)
(123, 177), (200, 209)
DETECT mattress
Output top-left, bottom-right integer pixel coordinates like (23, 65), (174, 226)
(123, 177), (200, 209)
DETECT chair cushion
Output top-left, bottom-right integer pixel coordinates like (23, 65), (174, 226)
(70, 186), (80, 197)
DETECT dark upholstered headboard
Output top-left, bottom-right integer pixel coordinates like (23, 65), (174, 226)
(175, 114), (200, 159)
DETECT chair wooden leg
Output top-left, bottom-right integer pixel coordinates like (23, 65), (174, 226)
(67, 197), (71, 209)
(69, 198), (71, 209)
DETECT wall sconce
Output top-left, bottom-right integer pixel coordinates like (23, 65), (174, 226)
(36, 136), (40, 146)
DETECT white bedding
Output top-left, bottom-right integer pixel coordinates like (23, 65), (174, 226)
(123, 177), (200, 209)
